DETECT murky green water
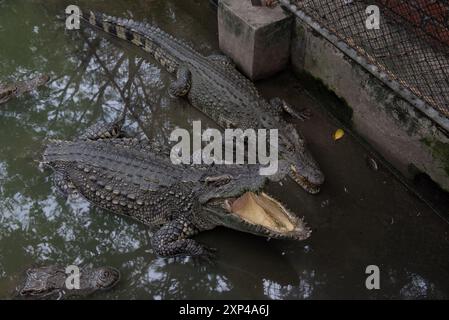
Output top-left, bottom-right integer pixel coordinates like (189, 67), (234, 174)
(1, 0), (449, 299)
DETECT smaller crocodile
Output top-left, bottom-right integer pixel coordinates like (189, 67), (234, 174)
(16, 265), (120, 300)
(0, 74), (49, 105)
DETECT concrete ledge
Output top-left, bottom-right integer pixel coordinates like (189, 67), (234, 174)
(291, 18), (449, 192)
(218, 0), (292, 80)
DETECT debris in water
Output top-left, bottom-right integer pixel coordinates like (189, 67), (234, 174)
(333, 129), (345, 141)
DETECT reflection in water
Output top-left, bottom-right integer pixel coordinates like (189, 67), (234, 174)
(385, 268), (444, 300)
(0, 0), (449, 299)
(399, 273), (437, 299)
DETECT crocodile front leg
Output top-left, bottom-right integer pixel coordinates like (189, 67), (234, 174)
(207, 54), (235, 68)
(168, 66), (191, 97)
(151, 215), (215, 259)
(270, 97), (311, 121)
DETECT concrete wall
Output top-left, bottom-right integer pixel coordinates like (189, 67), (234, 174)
(291, 18), (449, 191)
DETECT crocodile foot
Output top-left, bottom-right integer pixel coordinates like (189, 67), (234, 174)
(265, 0), (279, 7)
(192, 247), (217, 266)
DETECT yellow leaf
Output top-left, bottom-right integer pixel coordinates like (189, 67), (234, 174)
(333, 129), (344, 141)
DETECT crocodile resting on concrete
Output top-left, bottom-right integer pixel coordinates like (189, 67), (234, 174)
(42, 119), (311, 259)
(16, 265), (120, 299)
(74, 10), (324, 194)
(0, 74), (49, 105)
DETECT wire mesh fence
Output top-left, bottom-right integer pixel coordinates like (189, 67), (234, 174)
(290, 0), (449, 120)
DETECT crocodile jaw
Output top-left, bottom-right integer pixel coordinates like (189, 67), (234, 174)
(290, 165), (321, 194)
(222, 192), (311, 240)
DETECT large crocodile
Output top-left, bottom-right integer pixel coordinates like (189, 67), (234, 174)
(16, 265), (120, 300)
(42, 119), (311, 259)
(72, 10), (324, 194)
(0, 74), (49, 105)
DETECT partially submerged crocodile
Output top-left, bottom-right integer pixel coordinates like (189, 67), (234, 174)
(42, 119), (311, 259)
(0, 74), (49, 105)
(16, 265), (120, 299)
(73, 10), (324, 194)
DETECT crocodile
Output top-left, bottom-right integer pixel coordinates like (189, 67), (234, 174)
(72, 10), (324, 194)
(0, 74), (49, 105)
(42, 118), (311, 259)
(16, 265), (120, 300)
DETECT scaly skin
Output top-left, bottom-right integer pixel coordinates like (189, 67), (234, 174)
(16, 265), (120, 300)
(0, 74), (49, 104)
(74, 11), (324, 194)
(42, 118), (311, 259)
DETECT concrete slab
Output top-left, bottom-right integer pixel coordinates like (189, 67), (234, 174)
(218, 0), (292, 80)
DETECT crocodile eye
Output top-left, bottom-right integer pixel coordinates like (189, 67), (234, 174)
(101, 270), (110, 280)
(96, 268), (119, 289)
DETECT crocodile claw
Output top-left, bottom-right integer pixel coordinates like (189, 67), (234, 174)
(193, 247), (217, 266)
(284, 103), (312, 121)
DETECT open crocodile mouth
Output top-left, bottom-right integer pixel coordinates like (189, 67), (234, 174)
(290, 165), (320, 195)
(223, 192), (311, 240)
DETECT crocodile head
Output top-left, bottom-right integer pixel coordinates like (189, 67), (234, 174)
(204, 191), (311, 240)
(280, 125), (325, 194)
(0, 85), (18, 104)
(19, 266), (60, 298)
(1, 74), (49, 105)
(18, 266), (120, 299)
(87, 267), (121, 291)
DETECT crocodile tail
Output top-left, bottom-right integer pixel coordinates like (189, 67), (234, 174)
(75, 10), (179, 73)
(79, 11), (142, 46)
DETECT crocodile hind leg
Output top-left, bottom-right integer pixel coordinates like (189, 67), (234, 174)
(79, 108), (128, 141)
(52, 172), (79, 199)
(53, 172), (70, 198)
(270, 97), (311, 121)
(168, 66), (191, 97)
(151, 215), (215, 259)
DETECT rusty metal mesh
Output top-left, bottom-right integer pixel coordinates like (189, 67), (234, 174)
(292, 0), (449, 119)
